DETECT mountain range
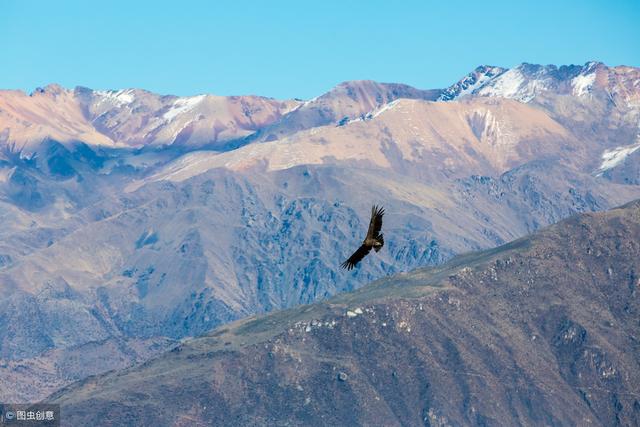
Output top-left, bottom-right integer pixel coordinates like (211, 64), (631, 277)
(1, 61), (639, 403)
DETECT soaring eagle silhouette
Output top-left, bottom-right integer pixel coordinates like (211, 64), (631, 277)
(341, 205), (385, 270)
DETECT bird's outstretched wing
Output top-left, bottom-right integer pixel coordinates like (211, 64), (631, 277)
(341, 244), (372, 270)
(366, 205), (385, 239)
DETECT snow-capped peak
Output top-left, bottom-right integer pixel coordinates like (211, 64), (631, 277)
(94, 89), (137, 106)
(474, 65), (558, 103)
(441, 62), (607, 103)
(570, 63), (601, 97)
(438, 65), (507, 101)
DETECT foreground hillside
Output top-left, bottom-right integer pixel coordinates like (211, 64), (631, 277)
(51, 200), (640, 426)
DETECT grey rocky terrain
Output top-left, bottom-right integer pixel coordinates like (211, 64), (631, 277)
(50, 199), (640, 426)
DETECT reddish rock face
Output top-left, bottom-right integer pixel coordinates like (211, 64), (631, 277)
(51, 201), (640, 426)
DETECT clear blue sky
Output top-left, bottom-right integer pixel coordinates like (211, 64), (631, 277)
(1, 0), (638, 99)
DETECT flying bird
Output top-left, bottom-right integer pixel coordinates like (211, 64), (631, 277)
(341, 205), (385, 270)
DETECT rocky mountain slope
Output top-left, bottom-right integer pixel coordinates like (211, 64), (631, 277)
(50, 200), (640, 426)
(1, 61), (639, 402)
(0, 84), (300, 152)
(248, 80), (441, 142)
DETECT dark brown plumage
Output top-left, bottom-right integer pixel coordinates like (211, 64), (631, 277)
(341, 205), (385, 270)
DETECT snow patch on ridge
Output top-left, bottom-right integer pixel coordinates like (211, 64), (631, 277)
(439, 66), (507, 101)
(475, 67), (552, 103)
(454, 73), (494, 98)
(95, 89), (136, 106)
(370, 99), (399, 119)
(572, 72), (596, 96)
(477, 68), (526, 100)
(596, 142), (640, 175)
(163, 95), (206, 121)
(302, 94), (321, 107)
(343, 100), (400, 125)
